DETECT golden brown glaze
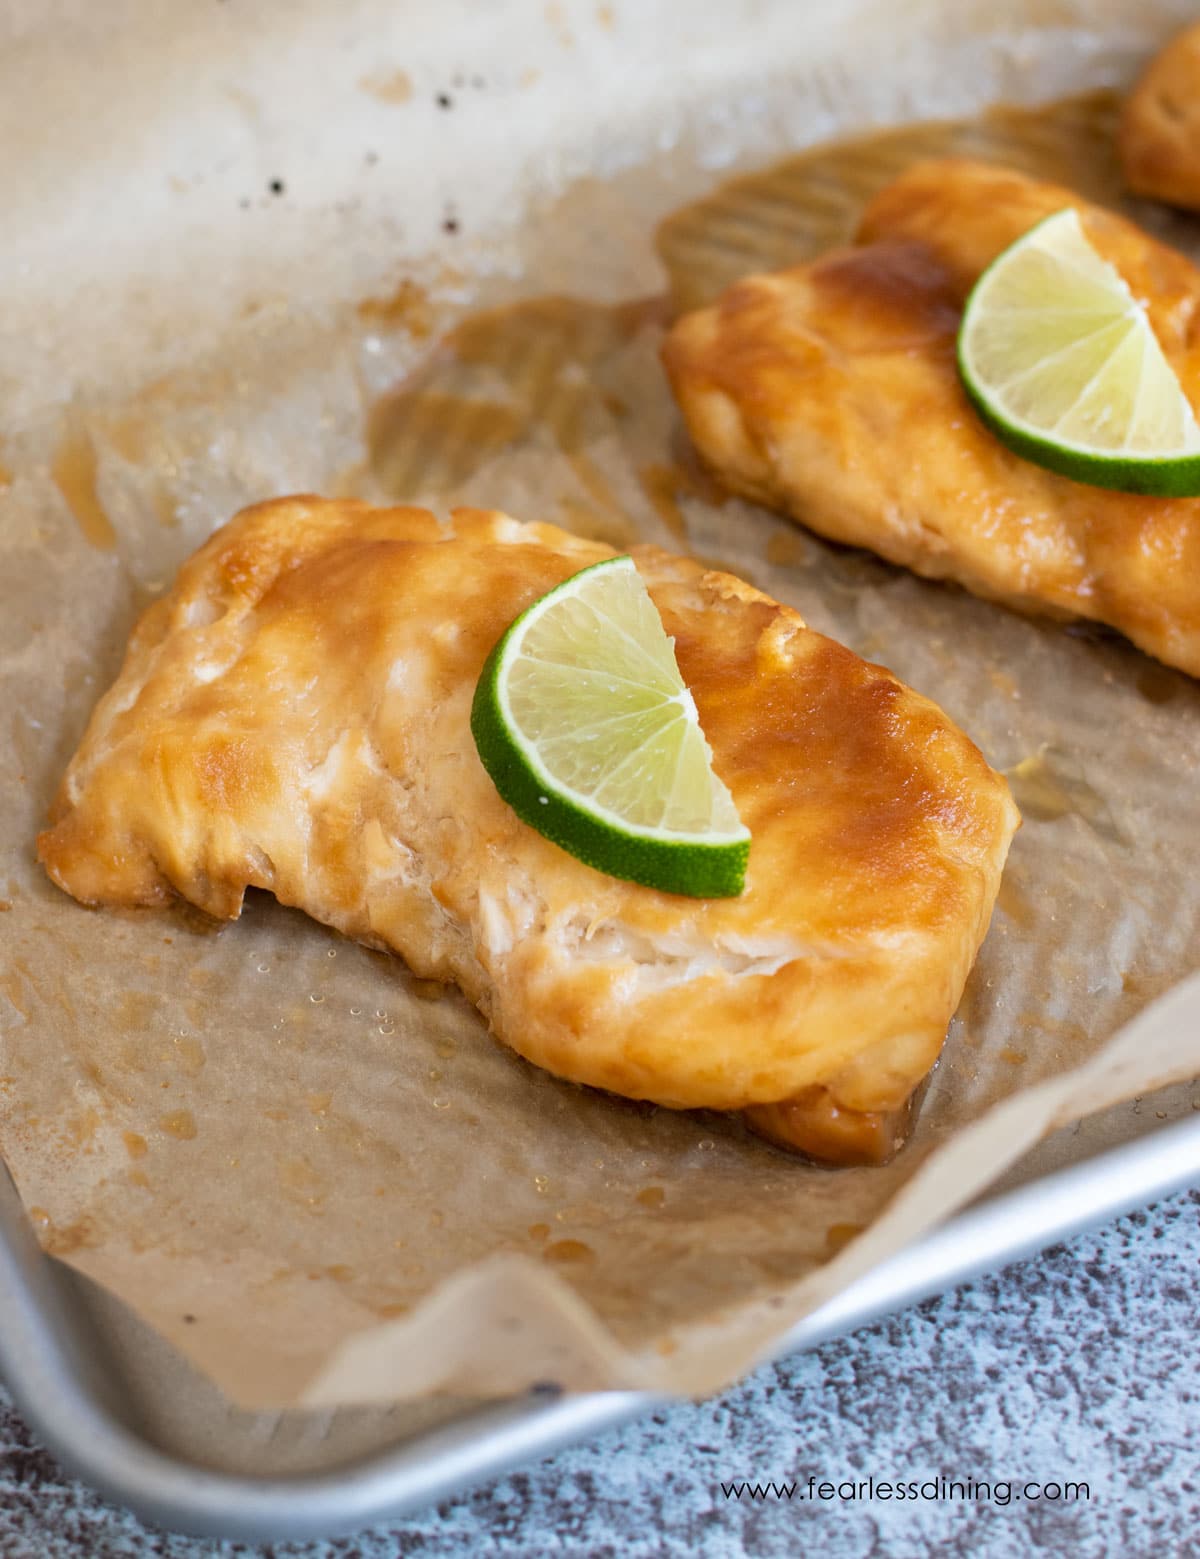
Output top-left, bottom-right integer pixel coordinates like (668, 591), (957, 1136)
(38, 498), (1017, 1161)
(663, 159), (1200, 677)
(857, 158), (1200, 373)
(1120, 23), (1200, 210)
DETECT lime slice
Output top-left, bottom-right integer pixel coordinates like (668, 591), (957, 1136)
(958, 207), (1200, 495)
(470, 555), (750, 898)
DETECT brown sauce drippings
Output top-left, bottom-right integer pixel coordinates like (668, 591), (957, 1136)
(638, 458), (729, 541)
(158, 1109), (198, 1140)
(656, 90), (1124, 312)
(367, 295), (669, 546)
(357, 276), (435, 335)
(359, 70), (414, 107)
(43, 1214), (97, 1257)
(50, 419), (117, 550)
(764, 531), (808, 569)
(544, 1238), (593, 1263)
(825, 1222), (865, 1254)
(1135, 660), (1184, 705)
(1004, 747), (1123, 842)
(995, 876), (1036, 932)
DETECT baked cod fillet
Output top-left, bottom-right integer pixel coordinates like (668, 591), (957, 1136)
(663, 158), (1200, 677)
(38, 498), (1017, 1165)
(1120, 22), (1200, 210)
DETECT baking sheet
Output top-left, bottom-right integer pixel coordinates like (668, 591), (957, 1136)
(3, 1109), (1197, 1544)
(2, 0), (1199, 1410)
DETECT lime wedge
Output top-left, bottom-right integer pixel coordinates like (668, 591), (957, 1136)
(470, 556), (750, 898)
(958, 208), (1200, 495)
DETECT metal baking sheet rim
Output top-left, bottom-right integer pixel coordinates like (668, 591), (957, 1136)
(1, 1113), (1197, 1544)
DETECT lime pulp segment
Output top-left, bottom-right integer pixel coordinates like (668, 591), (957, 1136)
(957, 207), (1200, 495)
(470, 555), (750, 898)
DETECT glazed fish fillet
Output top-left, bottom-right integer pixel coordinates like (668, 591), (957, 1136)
(38, 499), (1017, 1165)
(663, 158), (1200, 677)
(1120, 22), (1200, 210)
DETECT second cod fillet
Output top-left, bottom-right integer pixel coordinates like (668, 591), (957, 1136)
(663, 158), (1200, 678)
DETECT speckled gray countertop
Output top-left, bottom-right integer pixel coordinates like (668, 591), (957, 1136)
(0, 1189), (1195, 1557)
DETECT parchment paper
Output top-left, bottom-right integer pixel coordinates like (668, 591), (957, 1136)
(1, 0), (1199, 1409)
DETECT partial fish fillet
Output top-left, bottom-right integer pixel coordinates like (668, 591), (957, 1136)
(663, 158), (1200, 677)
(38, 498), (1018, 1164)
(1120, 23), (1200, 211)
